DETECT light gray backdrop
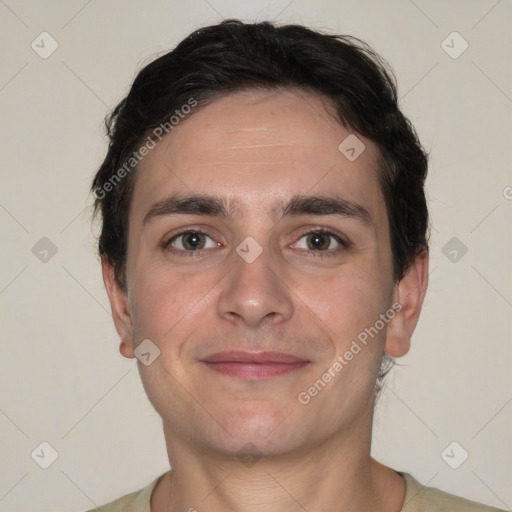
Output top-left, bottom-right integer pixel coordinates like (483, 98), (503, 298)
(0, 1), (511, 511)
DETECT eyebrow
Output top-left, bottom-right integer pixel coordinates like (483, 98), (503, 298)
(142, 193), (372, 227)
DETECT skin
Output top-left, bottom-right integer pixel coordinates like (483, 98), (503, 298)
(102, 88), (428, 512)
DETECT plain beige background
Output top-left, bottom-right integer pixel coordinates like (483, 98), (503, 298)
(0, 1), (511, 511)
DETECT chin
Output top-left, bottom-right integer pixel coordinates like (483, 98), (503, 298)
(205, 406), (309, 457)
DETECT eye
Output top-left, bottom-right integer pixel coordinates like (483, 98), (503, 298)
(166, 230), (219, 252)
(292, 230), (346, 252)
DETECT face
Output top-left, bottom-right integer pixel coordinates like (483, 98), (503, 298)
(105, 89), (424, 459)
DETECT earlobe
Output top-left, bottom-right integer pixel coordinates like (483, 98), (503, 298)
(101, 257), (135, 359)
(384, 248), (429, 358)
(384, 308), (410, 357)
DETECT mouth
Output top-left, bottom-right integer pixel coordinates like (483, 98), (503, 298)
(199, 350), (311, 379)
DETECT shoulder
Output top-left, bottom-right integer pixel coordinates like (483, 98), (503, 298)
(83, 472), (169, 512)
(401, 473), (507, 512)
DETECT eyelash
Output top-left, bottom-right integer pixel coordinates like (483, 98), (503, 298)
(163, 227), (350, 257)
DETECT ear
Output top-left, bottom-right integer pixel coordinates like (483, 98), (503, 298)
(101, 256), (135, 359)
(384, 248), (429, 357)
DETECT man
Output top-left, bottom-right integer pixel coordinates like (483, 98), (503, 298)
(87, 19), (504, 512)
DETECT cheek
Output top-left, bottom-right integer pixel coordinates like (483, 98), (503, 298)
(302, 272), (391, 384)
(306, 267), (389, 332)
(128, 264), (215, 343)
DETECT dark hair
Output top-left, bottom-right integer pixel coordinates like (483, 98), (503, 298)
(92, 19), (429, 292)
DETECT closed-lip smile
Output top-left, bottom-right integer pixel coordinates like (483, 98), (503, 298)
(200, 350), (310, 379)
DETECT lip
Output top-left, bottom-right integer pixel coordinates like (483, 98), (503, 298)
(201, 350), (309, 364)
(200, 351), (310, 379)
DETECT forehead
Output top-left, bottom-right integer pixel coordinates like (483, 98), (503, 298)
(131, 88), (386, 226)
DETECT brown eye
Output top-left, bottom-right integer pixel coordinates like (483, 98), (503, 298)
(167, 231), (217, 251)
(293, 230), (344, 252)
(306, 232), (331, 250)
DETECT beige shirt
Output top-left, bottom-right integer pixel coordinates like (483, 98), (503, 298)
(85, 471), (506, 512)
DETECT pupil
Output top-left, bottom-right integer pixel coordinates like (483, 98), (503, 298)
(308, 233), (328, 250)
(185, 232), (204, 249)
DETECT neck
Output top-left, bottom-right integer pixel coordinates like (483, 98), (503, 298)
(151, 424), (406, 512)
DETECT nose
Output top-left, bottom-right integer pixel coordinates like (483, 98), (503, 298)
(216, 241), (294, 329)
